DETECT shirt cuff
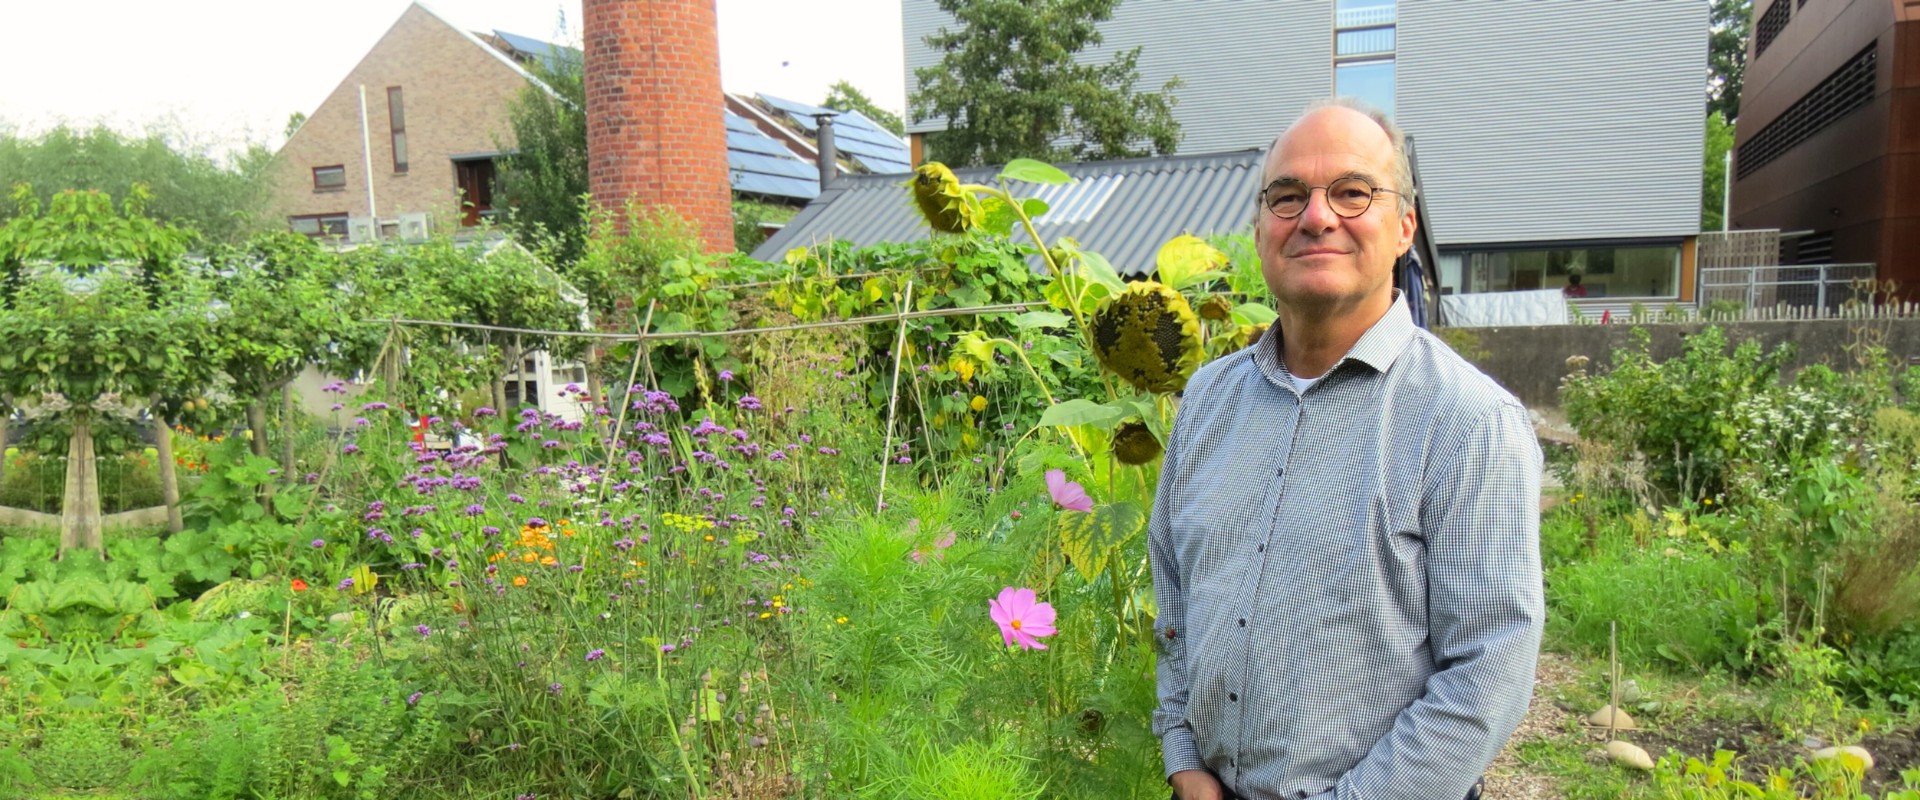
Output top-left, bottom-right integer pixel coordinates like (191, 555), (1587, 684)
(1161, 725), (1206, 780)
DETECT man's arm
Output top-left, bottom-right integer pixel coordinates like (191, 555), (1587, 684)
(1317, 401), (1545, 800)
(1149, 413), (1207, 781)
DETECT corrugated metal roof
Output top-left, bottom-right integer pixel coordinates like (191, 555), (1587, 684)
(750, 149), (1265, 273)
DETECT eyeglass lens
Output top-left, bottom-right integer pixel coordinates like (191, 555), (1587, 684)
(1264, 178), (1377, 219)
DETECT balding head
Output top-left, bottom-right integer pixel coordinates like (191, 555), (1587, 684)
(1261, 97), (1415, 217)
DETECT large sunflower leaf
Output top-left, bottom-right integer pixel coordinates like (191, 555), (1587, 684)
(1038, 398), (1127, 430)
(1057, 501), (1146, 579)
(1156, 235), (1230, 291)
(1000, 158), (1075, 185)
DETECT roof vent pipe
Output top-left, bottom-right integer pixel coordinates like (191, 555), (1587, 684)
(813, 112), (838, 191)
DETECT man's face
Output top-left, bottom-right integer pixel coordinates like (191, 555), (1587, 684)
(1255, 107), (1417, 311)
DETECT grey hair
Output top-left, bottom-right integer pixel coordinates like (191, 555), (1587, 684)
(1255, 96), (1416, 224)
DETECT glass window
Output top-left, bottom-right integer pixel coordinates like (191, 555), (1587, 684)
(1336, 60), (1395, 117)
(1336, 0), (1396, 28)
(1336, 27), (1395, 56)
(312, 165), (346, 191)
(1458, 246), (1680, 297)
(387, 86), (408, 173)
(290, 214), (349, 238)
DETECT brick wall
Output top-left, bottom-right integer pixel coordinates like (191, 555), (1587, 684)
(268, 4), (529, 228)
(583, 0), (734, 253)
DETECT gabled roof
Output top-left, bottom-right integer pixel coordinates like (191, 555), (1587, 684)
(751, 94), (913, 175)
(750, 149), (1266, 274)
(489, 29), (580, 71)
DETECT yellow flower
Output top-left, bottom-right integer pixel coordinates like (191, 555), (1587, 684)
(1703, 498), (1713, 505)
(760, 612), (773, 619)
(783, 584), (793, 590)
(704, 534), (715, 542)
(836, 617), (848, 624)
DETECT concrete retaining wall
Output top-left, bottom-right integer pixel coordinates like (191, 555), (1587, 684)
(1454, 318), (1920, 408)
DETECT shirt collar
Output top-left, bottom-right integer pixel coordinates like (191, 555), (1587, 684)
(1255, 290), (1417, 385)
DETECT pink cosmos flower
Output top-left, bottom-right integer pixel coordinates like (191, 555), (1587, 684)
(989, 586), (1057, 650)
(1045, 469), (1093, 512)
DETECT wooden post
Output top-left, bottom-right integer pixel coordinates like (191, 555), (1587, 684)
(153, 411), (183, 535)
(59, 413), (102, 556)
(875, 280), (916, 513)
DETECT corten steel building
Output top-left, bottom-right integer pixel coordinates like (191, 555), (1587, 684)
(902, 0), (1709, 308)
(1729, 0), (1920, 285)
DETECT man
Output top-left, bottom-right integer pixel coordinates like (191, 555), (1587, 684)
(1563, 272), (1589, 298)
(1149, 98), (1543, 800)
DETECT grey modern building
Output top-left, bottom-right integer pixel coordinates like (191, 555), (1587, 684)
(903, 0), (1710, 304)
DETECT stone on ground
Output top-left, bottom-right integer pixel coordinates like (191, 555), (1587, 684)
(1586, 705), (1638, 730)
(1606, 740), (1655, 770)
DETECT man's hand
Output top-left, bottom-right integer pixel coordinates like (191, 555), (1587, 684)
(1170, 769), (1224, 800)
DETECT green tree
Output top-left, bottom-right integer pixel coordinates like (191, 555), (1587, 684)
(823, 81), (905, 136)
(909, 0), (1182, 167)
(0, 125), (271, 245)
(0, 185), (205, 553)
(495, 48), (589, 268)
(284, 111), (308, 140)
(1709, 0), (1750, 121)
(1703, 111), (1735, 231)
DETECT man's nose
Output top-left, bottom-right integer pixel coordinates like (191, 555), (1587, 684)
(1295, 187), (1341, 235)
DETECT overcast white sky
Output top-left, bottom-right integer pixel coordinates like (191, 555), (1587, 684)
(0, 0), (904, 155)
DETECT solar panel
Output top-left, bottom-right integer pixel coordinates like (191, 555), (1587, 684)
(728, 130), (795, 157)
(725, 113), (762, 133)
(731, 171), (819, 199)
(730, 151), (817, 181)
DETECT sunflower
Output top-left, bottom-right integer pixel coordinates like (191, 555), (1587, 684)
(906, 162), (979, 234)
(1088, 281), (1206, 394)
(1111, 420), (1163, 466)
(1197, 294), (1233, 321)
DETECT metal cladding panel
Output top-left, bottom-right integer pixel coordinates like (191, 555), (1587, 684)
(901, 0), (1333, 153)
(751, 149), (1265, 272)
(1396, 0), (1706, 246)
(731, 171), (819, 200)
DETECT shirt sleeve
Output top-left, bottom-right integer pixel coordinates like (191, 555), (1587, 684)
(1149, 408), (1207, 780)
(1322, 401), (1545, 800)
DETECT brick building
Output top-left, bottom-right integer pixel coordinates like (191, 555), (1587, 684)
(267, 2), (547, 238)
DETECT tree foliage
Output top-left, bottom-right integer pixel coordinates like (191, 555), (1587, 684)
(909, 0), (1182, 167)
(1702, 111), (1735, 231)
(495, 49), (589, 269)
(0, 126), (271, 245)
(823, 80), (905, 136)
(1709, 0), (1751, 121)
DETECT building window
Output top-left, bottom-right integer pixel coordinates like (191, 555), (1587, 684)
(1456, 245), (1681, 297)
(290, 213), (349, 238)
(454, 158), (497, 227)
(1735, 43), (1876, 179)
(1755, 0), (1790, 57)
(388, 86), (408, 173)
(1334, 0), (1396, 116)
(312, 165), (346, 191)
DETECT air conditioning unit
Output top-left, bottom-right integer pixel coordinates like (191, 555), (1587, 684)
(347, 217), (377, 243)
(398, 212), (430, 241)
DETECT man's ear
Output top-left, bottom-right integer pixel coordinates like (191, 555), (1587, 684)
(1396, 209), (1418, 257)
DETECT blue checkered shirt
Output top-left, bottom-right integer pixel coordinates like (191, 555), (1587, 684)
(1150, 295), (1543, 800)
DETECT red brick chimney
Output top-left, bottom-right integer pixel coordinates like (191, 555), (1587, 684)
(582, 0), (734, 252)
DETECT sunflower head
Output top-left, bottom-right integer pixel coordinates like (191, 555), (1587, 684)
(1197, 294), (1233, 321)
(1112, 420), (1163, 466)
(1089, 280), (1206, 394)
(906, 162), (979, 234)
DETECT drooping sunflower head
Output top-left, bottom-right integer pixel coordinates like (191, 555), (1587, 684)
(1112, 420), (1163, 466)
(1089, 280), (1206, 394)
(1197, 294), (1233, 321)
(906, 162), (979, 234)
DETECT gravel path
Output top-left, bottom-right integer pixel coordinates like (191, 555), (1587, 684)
(1484, 652), (1583, 800)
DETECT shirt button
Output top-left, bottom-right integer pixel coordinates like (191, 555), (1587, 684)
(1229, 692), (1238, 702)
(1257, 544), (1265, 552)
(1238, 618), (1246, 627)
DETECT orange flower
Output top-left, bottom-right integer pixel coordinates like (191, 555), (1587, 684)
(540, 556), (557, 566)
(291, 579), (309, 591)
(521, 552), (538, 563)
(513, 576), (528, 586)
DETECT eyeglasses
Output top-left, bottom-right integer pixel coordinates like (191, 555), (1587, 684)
(1258, 177), (1406, 219)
